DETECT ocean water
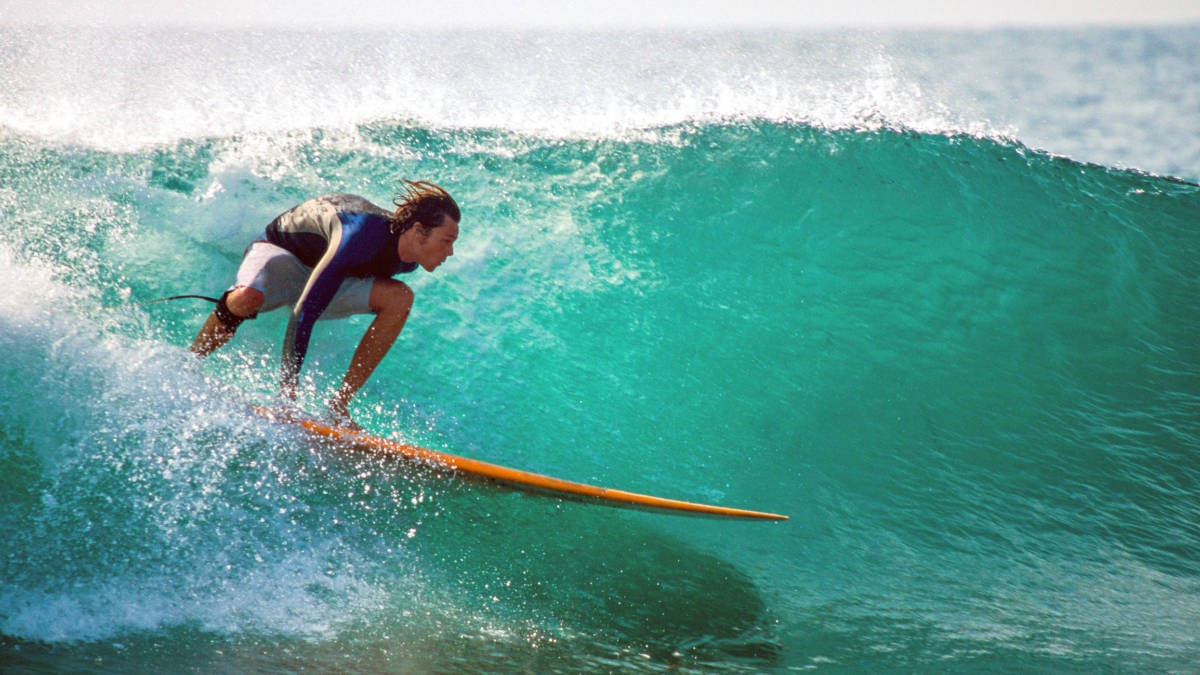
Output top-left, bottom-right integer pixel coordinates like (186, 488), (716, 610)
(1, 24), (1199, 673)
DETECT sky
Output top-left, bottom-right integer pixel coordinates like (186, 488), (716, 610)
(5, 0), (1200, 30)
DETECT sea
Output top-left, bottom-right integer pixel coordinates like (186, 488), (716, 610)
(1, 23), (1198, 673)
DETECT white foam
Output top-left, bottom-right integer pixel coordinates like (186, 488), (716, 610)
(0, 27), (990, 151)
(0, 243), (404, 642)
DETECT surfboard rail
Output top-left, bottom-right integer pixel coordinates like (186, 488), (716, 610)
(252, 406), (788, 521)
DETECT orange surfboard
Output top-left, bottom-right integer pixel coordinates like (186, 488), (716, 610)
(253, 406), (787, 521)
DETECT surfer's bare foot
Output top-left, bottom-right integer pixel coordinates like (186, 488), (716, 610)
(326, 402), (362, 432)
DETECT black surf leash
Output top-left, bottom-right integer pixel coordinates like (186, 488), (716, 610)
(131, 294), (220, 308)
(47, 293), (219, 317)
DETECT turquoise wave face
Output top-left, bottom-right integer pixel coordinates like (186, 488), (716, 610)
(2, 121), (1198, 671)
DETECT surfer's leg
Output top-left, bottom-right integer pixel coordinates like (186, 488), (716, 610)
(327, 277), (414, 424)
(190, 287), (265, 356)
(191, 242), (299, 356)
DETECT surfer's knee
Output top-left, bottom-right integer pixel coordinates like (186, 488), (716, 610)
(223, 286), (264, 318)
(213, 287), (263, 332)
(190, 287), (264, 356)
(190, 287), (265, 356)
(368, 278), (413, 320)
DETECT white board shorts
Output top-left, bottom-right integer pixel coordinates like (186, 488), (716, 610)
(232, 241), (375, 319)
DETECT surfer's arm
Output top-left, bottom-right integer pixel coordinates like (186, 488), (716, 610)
(280, 231), (354, 397)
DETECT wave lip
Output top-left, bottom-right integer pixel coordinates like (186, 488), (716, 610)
(8, 24), (1196, 180)
(6, 24), (1195, 180)
(0, 27), (1010, 150)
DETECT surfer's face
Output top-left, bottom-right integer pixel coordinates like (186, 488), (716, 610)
(408, 217), (459, 272)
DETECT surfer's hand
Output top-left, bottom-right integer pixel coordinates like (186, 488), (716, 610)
(273, 399), (307, 424)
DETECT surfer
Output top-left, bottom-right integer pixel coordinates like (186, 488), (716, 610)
(190, 181), (460, 429)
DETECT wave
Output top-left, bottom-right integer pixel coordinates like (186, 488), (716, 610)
(2, 119), (1198, 670)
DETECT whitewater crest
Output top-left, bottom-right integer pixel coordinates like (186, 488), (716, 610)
(0, 26), (1012, 152)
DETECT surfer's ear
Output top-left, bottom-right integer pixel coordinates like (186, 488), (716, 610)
(399, 219), (429, 234)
